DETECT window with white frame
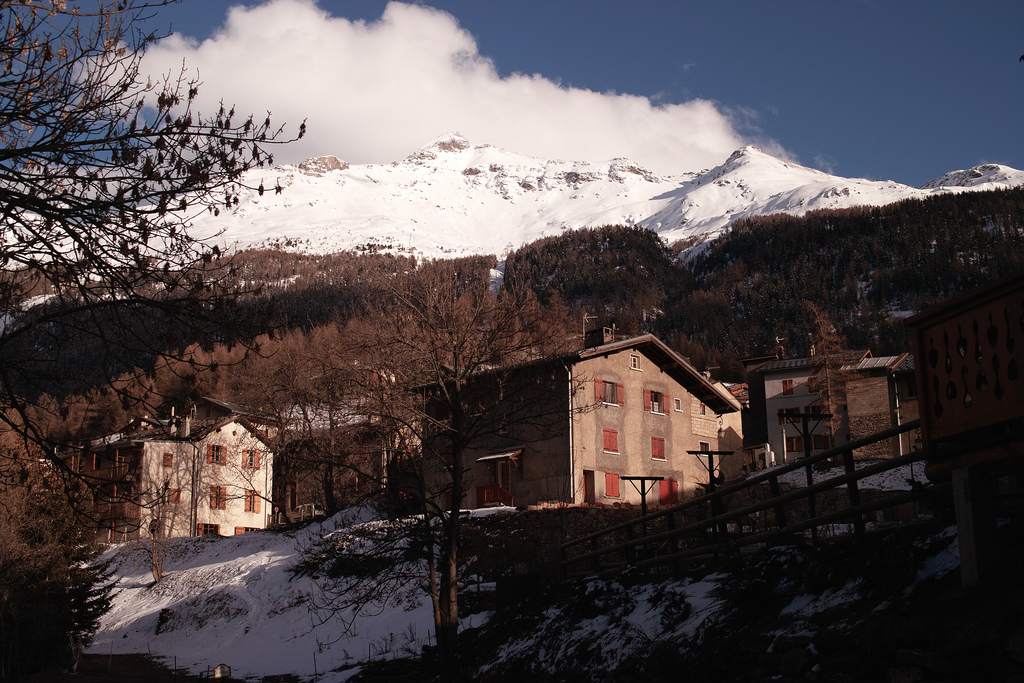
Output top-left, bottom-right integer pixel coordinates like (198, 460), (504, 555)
(630, 354), (641, 371)
(596, 379), (623, 406)
(673, 397), (683, 412)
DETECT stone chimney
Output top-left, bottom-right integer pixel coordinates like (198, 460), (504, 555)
(584, 326), (615, 349)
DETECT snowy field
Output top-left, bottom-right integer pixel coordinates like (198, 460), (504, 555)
(88, 507), (443, 681)
(88, 489), (956, 681)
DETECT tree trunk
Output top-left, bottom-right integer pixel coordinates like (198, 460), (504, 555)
(322, 462), (338, 514)
(435, 446), (464, 663)
(425, 537), (442, 646)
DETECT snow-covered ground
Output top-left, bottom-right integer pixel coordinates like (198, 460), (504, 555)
(769, 459), (927, 491)
(88, 495), (963, 681)
(88, 508), (422, 681)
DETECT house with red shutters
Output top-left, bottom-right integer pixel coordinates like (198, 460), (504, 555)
(66, 397), (275, 543)
(459, 330), (743, 510)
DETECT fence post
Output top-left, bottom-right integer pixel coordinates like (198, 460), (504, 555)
(665, 511), (680, 575)
(768, 473), (788, 533)
(625, 524), (637, 565)
(842, 446), (866, 539)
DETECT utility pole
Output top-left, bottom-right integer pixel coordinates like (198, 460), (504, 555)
(688, 449), (734, 541)
(779, 409), (831, 544)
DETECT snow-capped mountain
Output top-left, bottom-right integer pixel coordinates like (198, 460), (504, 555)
(189, 132), (1024, 258)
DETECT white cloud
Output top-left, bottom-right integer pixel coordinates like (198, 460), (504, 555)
(142, 0), (762, 175)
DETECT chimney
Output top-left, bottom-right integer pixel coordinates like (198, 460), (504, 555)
(584, 326), (615, 349)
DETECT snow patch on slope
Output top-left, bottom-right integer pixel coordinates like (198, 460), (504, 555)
(185, 136), (1024, 259)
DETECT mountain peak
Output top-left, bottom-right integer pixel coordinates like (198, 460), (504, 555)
(422, 131), (471, 153)
(297, 155), (349, 176)
(727, 145), (765, 162)
(404, 132), (472, 164)
(922, 163), (1024, 190)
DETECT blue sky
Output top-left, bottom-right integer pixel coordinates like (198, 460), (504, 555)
(146, 1), (1023, 186)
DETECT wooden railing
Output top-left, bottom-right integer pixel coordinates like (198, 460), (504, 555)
(477, 484), (514, 508)
(560, 419), (947, 580)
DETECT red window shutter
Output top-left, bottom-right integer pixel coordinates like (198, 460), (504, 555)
(605, 472), (620, 498)
(616, 383), (624, 406)
(603, 429), (618, 453)
(644, 389), (652, 411)
(652, 437), (665, 460)
(595, 379), (603, 401)
(206, 444), (214, 463)
(254, 492), (260, 514)
(235, 526), (245, 536)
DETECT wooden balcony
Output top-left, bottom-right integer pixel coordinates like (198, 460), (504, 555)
(476, 484), (513, 508)
(92, 501), (142, 521)
(84, 465), (133, 483)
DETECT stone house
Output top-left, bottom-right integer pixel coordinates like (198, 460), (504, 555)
(842, 353), (920, 458)
(428, 332), (743, 510)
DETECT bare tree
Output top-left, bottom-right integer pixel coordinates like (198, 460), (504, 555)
(0, 1), (303, 472)
(304, 260), (581, 663)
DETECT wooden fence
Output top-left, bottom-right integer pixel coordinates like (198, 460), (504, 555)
(560, 419), (950, 580)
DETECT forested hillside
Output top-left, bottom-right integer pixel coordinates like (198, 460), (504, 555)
(32, 188), (1024, 438)
(502, 188), (1024, 375)
(678, 187), (1024, 356)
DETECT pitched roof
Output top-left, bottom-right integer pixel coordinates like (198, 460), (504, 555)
(839, 354), (908, 373)
(759, 350), (872, 373)
(576, 334), (742, 413)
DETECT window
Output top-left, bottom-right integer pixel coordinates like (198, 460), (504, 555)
(699, 402), (707, 416)
(602, 429), (619, 453)
(645, 390), (665, 414)
(234, 526), (260, 535)
(630, 354), (641, 371)
(699, 441), (711, 453)
(206, 444), (226, 465)
(242, 450), (261, 469)
(197, 523), (220, 536)
(673, 398), (683, 412)
(782, 379), (794, 396)
(659, 479), (679, 506)
(905, 376), (917, 399)
(812, 433), (832, 451)
(651, 437), (666, 461)
(244, 489), (261, 513)
(605, 472), (620, 498)
(162, 452), (173, 469)
(210, 485), (227, 510)
(786, 435), (804, 453)
(595, 379), (624, 406)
